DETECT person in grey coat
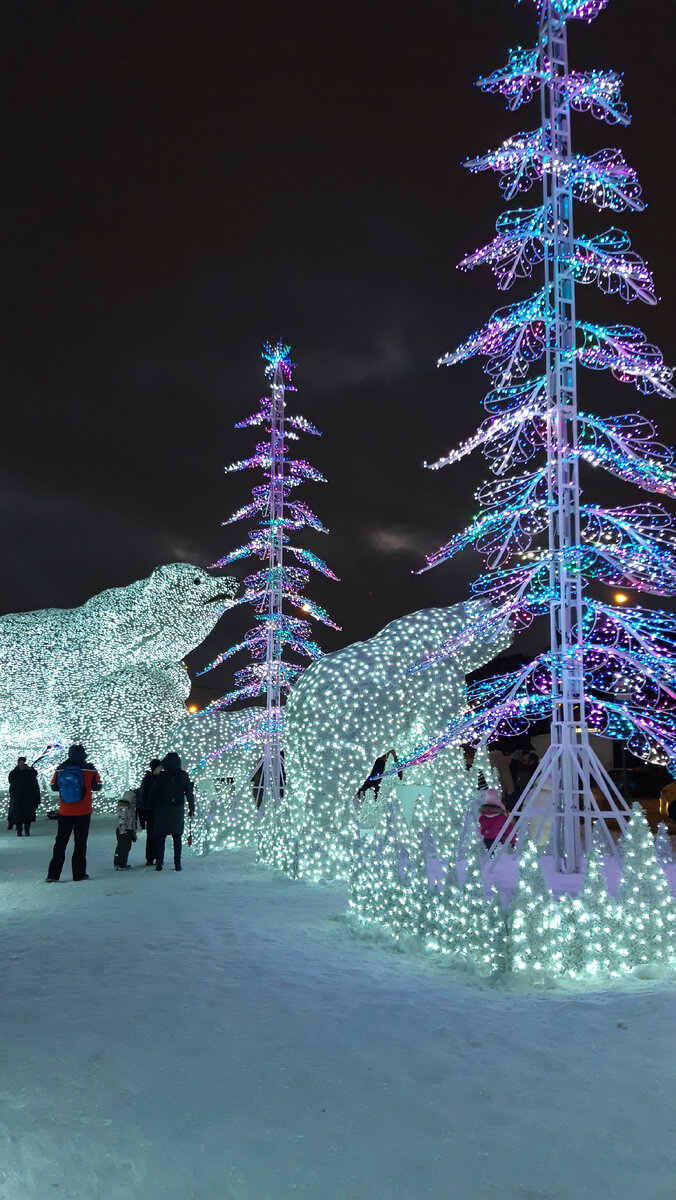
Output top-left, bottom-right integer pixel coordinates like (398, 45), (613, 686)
(149, 752), (195, 872)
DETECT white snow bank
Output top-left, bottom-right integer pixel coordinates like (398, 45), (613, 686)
(1, 816), (675, 1200)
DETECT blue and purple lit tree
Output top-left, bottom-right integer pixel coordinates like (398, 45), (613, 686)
(417, 0), (676, 872)
(198, 341), (339, 807)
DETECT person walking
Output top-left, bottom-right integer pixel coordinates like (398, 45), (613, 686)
(46, 744), (102, 882)
(8, 756), (41, 836)
(137, 758), (162, 864)
(149, 752), (194, 872)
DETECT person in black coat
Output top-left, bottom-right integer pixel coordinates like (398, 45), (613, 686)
(511, 744), (539, 802)
(149, 752), (195, 872)
(357, 749), (403, 801)
(137, 758), (162, 864)
(8, 757), (41, 836)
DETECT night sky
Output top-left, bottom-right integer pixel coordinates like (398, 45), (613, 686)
(2, 0), (674, 705)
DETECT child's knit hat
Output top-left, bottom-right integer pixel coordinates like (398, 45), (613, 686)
(481, 788), (505, 811)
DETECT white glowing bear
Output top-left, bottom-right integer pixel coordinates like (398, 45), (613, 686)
(283, 603), (510, 848)
(0, 563), (236, 799)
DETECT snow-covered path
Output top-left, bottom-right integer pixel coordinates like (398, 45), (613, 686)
(1, 817), (675, 1200)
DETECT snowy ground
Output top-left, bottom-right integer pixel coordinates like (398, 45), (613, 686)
(2, 816), (676, 1200)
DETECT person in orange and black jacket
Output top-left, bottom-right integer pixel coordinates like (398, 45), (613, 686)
(46, 744), (102, 882)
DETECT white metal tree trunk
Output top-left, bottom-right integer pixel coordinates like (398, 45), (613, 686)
(261, 360), (285, 811)
(489, 1), (632, 873)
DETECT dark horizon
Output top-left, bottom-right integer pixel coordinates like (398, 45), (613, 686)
(1, 0), (673, 705)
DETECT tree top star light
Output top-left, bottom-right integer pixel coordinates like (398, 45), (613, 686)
(417, 0), (675, 873)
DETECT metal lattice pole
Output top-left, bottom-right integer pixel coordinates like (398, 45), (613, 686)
(261, 359), (285, 812)
(494, 0), (632, 873)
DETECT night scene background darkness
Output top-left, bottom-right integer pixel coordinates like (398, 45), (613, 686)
(1, 0), (674, 707)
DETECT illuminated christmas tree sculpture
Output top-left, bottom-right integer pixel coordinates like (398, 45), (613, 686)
(417, 0), (676, 873)
(198, 341), (339, 810)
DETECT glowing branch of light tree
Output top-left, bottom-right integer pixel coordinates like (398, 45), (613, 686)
(531, 1), (611, 27)
(577, 324), (675, 395)
(438, 289), (548, 383)
(572, 230), (655, 304)
(467, 137), (643, 213)
(401, 652), (676, 773)
(462, 212), (655, 303)
(478, 49), (627, 125)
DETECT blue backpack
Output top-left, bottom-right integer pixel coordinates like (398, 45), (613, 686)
(57, 765), (85, 805)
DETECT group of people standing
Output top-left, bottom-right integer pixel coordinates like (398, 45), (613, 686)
(9, 737), (538, 873)
(6, 743), (195, 881)
(114, 752), (195, 872)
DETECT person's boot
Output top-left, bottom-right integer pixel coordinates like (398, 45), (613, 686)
(175, 863), (182, 871)
(17, 830), (22, 837)
(155, 865), (163, 871)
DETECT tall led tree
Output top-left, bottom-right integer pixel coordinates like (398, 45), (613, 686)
(198, 341), (339, 809)
(417, 0), (676, 873)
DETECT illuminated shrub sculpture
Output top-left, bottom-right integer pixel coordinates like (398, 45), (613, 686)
(348, 801), (676, 980)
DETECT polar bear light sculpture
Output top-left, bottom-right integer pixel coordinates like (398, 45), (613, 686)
(283, 603), (510, 853)
(0, 563), (236, 799)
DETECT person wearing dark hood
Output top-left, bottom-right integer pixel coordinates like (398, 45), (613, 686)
(8, 756), (41, 836)
(357, 750), (401, 802)
(149, 752), (195, 872)
(137, 757), (163, 864)
(46, 744), (102, 882)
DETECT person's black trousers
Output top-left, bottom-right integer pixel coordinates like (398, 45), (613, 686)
(47, 813), (91, 880)
(114, 829), (134, 867)
(144, 810), (156, 863)
(16, 820), (32, 835)
(155, 833), (182, 869)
